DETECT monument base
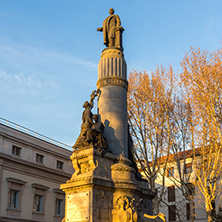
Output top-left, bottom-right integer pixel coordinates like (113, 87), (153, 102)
(60, 146), (156, 222)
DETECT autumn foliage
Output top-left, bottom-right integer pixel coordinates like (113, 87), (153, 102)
(128, 47), (222, 221)
(180, 47), (222, 222)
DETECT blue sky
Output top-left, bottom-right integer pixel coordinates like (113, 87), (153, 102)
(1, 0), (222, 146)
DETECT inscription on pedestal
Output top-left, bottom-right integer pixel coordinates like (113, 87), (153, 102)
(66, 192), (90, 222)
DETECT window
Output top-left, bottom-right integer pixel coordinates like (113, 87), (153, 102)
(186, 183), (195, 197)
(167, 167), (174, 177)
(168, 186), (175, 202)
(7, 178), (26, 218)
(168, 205), (176, 221)
(56, 199), (63, 216)
(32, 183), (49, 220)
(186, 203), (190, 220)
(9, 190), (19, 209)
(57, 160), (64, 170)
(36, 154), (44, 164)
(186, 202), (195, 220)
(33, 195), (43, 213)
(54, 189), (65, 219)
(185, 163), (192, 174)
(12, 146), (21, 156)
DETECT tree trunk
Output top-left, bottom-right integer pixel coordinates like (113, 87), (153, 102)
(152, 194), (159, 215)
(207, 211), (213, 222)
(150, 178), (159, 215)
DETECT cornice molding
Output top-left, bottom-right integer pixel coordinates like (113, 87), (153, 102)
(97, 76), (128, 90)
(0, 152), (72, 183)
(0, 128), (71, 160)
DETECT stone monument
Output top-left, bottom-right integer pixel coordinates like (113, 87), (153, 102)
(61, 9), (165, 222)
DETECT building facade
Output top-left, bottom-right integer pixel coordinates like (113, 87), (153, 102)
(0, 119), (74, 222)
(155, 155), (221, 222)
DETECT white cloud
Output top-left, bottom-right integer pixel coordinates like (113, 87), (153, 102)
(0, 71), (42, 87)
(0, 39), (97, 70)
(0, 70), (58, 98)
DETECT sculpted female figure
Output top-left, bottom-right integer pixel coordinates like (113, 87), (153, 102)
(85, 114), (107, 149)
(73, 90), (99, 149)
(81, 101), (93, 131)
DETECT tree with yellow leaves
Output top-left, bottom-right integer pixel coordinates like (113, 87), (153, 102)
(128, 47), (222, 221)
(180, 47), (222, 222)
(128, 66), (175, 214)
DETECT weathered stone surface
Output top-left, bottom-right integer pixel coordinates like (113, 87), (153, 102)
(60, 147), (159, 222)
(66, 192), (90, 222)
(97, 85), (128, 157)
(97, 47), (128, 157)
(68, 146), (114, 181)
(98, 48), (127, 80)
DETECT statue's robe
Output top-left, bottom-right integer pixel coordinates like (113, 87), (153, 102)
(102, 14), (121, 47)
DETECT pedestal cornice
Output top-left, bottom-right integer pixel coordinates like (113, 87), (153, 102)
(97, 76), (128, 90)
(101, 47), (124, 59)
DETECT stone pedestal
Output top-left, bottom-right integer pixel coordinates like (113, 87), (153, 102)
(61, 147), (155, 222)
(61, 147), (114, 222)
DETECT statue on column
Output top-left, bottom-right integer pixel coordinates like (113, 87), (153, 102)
(97, 8), (124, 51)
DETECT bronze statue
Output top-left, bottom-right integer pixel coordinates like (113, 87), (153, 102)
(97, 8), (124, 51)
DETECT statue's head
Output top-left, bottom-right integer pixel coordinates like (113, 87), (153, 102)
(109, 8), (114, 15)
(83, 101), (90, 108)
(119, 198), (125, 208)
(92, 114), (99, 122)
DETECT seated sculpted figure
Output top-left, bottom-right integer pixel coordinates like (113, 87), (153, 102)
(85, 114), (107, 149)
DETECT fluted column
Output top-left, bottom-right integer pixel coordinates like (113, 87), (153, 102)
(97, 47), (128, 157)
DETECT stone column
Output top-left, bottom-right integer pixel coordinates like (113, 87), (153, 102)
(97, 47), (128, 157)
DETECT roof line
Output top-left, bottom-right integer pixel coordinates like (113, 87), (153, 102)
(0, 117), (72, 151)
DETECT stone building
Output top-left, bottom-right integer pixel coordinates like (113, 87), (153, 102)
(153, 151), (221, 222)
(0, 118), (74, 222)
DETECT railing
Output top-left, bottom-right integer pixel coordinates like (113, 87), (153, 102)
(0, 117), (72, 151)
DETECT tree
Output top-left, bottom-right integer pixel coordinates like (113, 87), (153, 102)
(166, 96), (197, 222)
(180, 47), (222, 222)
(128, 47), (222, 221)
(127, 66), (175, 214)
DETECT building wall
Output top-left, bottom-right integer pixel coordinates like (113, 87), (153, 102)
(0, 123), (74, 222)
(154, 158), (221, 222)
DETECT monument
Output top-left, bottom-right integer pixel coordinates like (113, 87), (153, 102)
(61, 9), (165, 222)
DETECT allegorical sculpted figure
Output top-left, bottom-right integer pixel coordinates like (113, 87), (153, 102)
(117, 198), (131, 222)
(116, 196), (138, 222)
(81, 101), (93, 131)
(115, 196), (165, 222)
(97, 8), (124, 50)
(85, 114), (107, 149)
(73, 90), (107, 150)
(73, 90), (98, 148)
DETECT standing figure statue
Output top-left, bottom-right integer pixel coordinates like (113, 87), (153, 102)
(73, 90), (100, 149)
(73, 89), (107, 150)
(97, 8), (124, 51)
